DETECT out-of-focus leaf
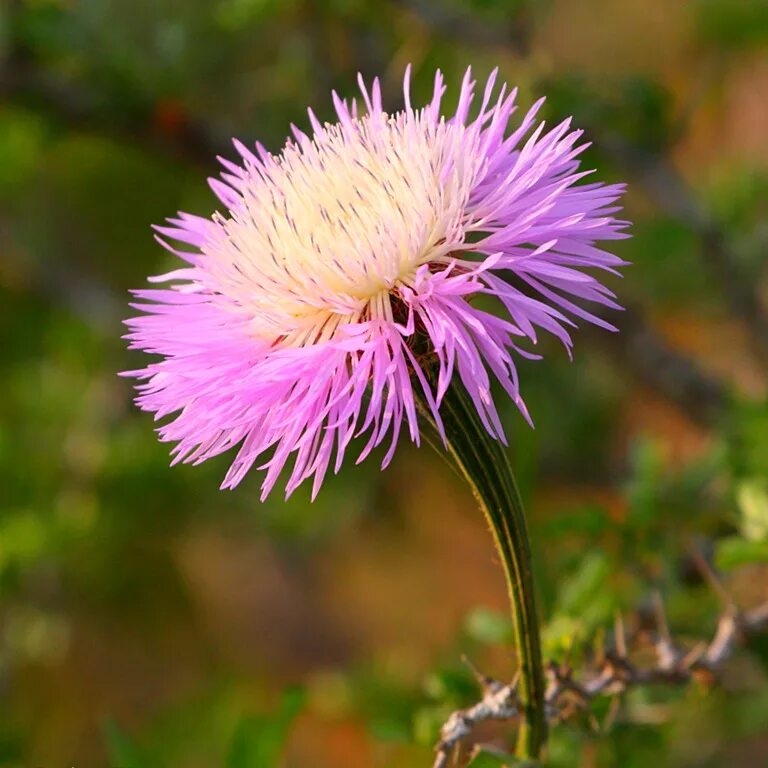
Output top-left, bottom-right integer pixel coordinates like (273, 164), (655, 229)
(468, 751), (513, 766)
(624, 218), (706, 306)
(557, 551), (610, 616)
(412, 705), (452, 747)
(226, 687), (305, 768)
(541, 503), (611, 539)
(0, 511), (49, 574)
(696, 0), (768, 49)
(543, 551), (617, 657)
(715, 536), (768, 570)
(738, 480), (768, 541)
(542, 614), (582, 658)
(464, 606), (514, 646)
(541, 74), (674, 151)
(0, 108), (46, 197)
(728, 400), (768, 480)
(626, 438), (665, 530)
(423, 666), (477, 704)
(368, 715), (412, 743)
(214, 0), (294, 30)
(103, 719), (155, 768)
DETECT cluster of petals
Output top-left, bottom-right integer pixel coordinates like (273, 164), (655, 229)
(124, 66), (630, 499)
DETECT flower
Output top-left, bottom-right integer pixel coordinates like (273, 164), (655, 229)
(124, 67), (629, 500)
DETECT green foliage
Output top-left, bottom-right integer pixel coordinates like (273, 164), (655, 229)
(542, 75), (675, 152)
(226, 688), (305, 768)
(465, 606), (514, 646)
(737, 479), (768, 541)
(695, 0), (768, 49)
(624, 218), (709, 307)
(214, 0), (296, 31)
(104, 720), (156, 768)
(715, 535), (768, 570)
(727, 399), (768, 479)
(1, 0), (767, 766)
(715, 476), (768, 569)
(543, 551), (616, 657)
(0, 108), (47, 197)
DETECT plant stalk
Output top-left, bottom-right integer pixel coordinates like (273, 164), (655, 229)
(416, 379), (546, 760)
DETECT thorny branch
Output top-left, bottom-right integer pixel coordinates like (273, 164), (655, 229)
(433, 558), (768, 768)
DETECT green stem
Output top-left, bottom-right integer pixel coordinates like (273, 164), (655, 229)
(416, 379), (546, 760)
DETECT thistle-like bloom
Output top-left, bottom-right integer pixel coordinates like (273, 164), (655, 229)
(125, 67), (629, 499)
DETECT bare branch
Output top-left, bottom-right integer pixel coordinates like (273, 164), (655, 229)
(434, 575), (768, 767)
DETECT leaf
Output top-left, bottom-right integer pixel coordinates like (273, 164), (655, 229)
(696, 0), (768, 50)
(102, 719), (153, 768)
(0, 108), (46, 197)
(626, 438), (665, 529)
(226, 687), (305, 768)
(557, 551), (610, 616)
(715, 536), (768, 570)
(412, 705), (452, 746)
(542, 615), (582, 658)
(423, 667), (477, 702)
(737, 480), (768, 542)
(465, 607), (514, 645)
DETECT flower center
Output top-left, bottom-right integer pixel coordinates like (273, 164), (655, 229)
(202, 110), (483, 338)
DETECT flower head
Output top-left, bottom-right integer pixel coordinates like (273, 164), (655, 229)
(125, 67), (629, 499)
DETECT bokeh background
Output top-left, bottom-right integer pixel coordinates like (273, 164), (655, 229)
(1, 0), (768, 766)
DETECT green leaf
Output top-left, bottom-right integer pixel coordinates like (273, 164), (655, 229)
(465, 606), (514, 646)
(696, 0), (768, 49)
(715, 536), (768, 570)
(423, 667), (476, 702)
(0, 108), (46, 197)
(226, 687), (305, 768)
(412, 705), (452, 746)
(103, 719), (153, 768)
(542, 615), (582, 658)
(737, 480), (768, 542)
(626, 438), (666, 529)
(557, 551), (610, 616)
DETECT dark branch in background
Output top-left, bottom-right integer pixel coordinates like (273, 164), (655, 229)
(388, 0), (533, 55)
(0, 46), (228, 166)
(596, 136), (768, 370)
(593, 303), (727, 428)
(434, 556), (768, 768)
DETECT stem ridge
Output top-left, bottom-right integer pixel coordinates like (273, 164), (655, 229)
(417, 380), (546, 760)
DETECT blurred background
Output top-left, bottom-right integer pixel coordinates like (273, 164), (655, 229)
(1, 0), (768, 766)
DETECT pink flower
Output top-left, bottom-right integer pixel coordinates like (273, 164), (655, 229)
(124, 67), (629, 500)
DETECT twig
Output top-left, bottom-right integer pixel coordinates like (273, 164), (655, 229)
(433, 561), (768, 767)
